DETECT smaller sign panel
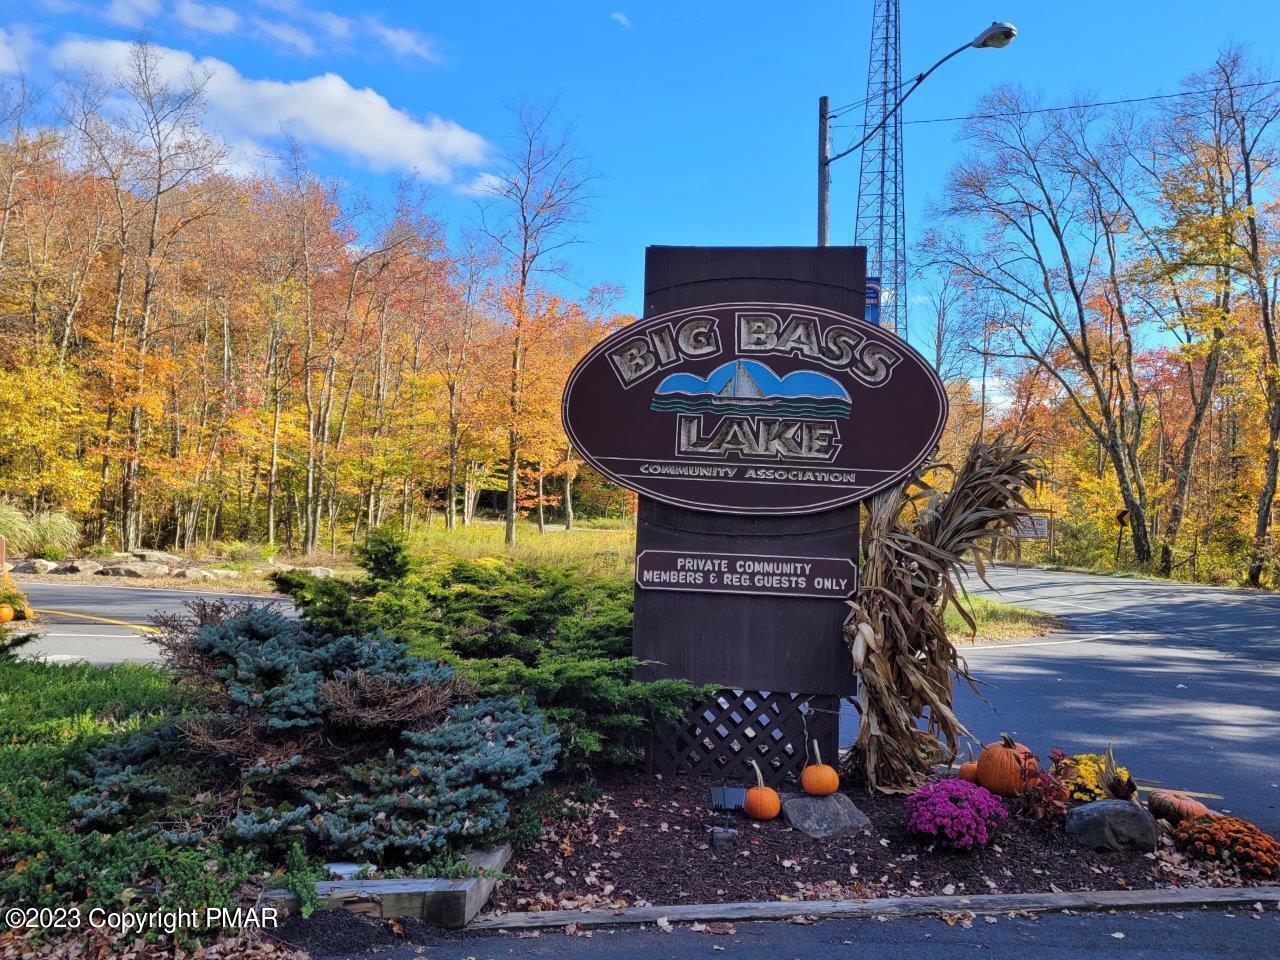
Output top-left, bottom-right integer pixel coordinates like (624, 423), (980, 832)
(635, 549), (858, 600)
(1013, 515), (1050, 540)
(865, 278), (882, 326)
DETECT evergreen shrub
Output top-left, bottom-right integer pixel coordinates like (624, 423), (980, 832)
(69, 603), (558, 872)
(277, 556), (707, 767)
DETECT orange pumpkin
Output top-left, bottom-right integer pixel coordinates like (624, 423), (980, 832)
(975, 733), (1037, 797)
(744, 760), (781, 820)
(1147, 789), (1211, 825)
(800, 740), (839, 797)
(958, 761), (979, 783)
(0, 604), (13, 624)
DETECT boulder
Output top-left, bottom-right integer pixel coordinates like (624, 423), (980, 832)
(172, 568), (213, 581)
(206, 568), (240, 579)
(782, 793), (872, 840)
(98, 562), (169, 578)
(55, 559), (103, 575)
(13, 558), (59, 574)
(305, 566), (334, 578)
(1066, 799), (1159, 853)
(131, 549), (182, 564)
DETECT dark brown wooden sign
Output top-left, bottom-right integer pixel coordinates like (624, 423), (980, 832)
(562, 300), (946, 516)
(636, 548), (857, 599)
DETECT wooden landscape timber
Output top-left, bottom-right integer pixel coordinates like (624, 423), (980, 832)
(471, 883), (1280, 931)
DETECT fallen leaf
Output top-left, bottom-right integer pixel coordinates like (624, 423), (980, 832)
(1111, 932), (1125, 939)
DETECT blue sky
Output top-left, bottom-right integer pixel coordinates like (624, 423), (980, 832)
(3, 1), (1277, 328)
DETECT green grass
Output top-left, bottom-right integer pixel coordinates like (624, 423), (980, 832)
(408, 519), (636, 575)
(0, 658), (190, 909)
(944, 595), (1060, 644)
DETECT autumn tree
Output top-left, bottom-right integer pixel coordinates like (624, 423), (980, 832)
(478, 101), (593, 546)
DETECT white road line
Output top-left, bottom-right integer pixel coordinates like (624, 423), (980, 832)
(39, 632), (144, 639)
(966, 633), (1118, 652)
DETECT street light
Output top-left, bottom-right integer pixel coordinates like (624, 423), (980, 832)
(816, 22), (1017, 246)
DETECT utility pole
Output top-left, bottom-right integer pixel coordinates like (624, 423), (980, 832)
(817, 95), (830, 246)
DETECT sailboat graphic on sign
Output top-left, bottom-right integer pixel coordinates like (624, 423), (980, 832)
(651, 359), (851, 418)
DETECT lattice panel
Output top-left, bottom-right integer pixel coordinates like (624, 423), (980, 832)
(648, 689), (839, 786)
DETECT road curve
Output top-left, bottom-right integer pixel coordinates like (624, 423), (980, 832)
(16, 578), (291, 665)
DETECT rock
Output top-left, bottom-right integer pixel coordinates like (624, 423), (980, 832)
(709, 827), (739, 850)
(131, 549), (182, 564)
(1066, 799), (1159, 853)
(172, 568), (213, 581)
(55, 559), (103, 575)
(206, 568), (240, 579)
(0, 562), (10, 573)
(782, 793), (872, 839)
(98, 562), (169, 578)
(12, 558), (59, 574)
(305, 566), (334, 578)
(266, 562), (294, 573)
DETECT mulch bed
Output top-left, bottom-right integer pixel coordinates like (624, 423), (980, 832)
(487, 771), (1170, 914)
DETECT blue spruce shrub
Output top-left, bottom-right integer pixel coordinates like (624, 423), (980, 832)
(71, 602), (559, 870)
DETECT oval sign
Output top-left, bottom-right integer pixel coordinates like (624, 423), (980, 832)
(562, 302), (948, 515)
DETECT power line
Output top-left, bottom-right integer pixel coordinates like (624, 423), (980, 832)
(900, 76), (1280, 126)
(831, 77), (1280, 157)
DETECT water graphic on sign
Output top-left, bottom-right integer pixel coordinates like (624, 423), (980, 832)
(651, 359), (852, 419)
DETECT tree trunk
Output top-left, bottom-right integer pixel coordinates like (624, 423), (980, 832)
(536, 469), (545, 533)
(564, 469), (574, 531)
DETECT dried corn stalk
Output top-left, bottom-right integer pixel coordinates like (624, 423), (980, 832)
(842, 435), (1040, 792)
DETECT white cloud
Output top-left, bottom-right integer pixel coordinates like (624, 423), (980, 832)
(365, 18), (436, 62)
(0, 29), (21, 74)
(54, 38), (488, 182)
(609, 11), (631, 28)
(174, 0), (240, 35)
(314, 11), (351, 40)
(458, 171), (503, 197)
(251, 17), (316, 55)
(105, 0), (161, 27)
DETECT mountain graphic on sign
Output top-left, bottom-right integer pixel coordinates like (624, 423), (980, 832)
(651, 360), (851, 418)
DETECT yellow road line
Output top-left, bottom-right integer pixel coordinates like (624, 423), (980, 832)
(31, 608), (160, 635)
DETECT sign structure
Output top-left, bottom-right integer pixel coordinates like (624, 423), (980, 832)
(563, 302), (947, 517)
(635, 549), (858, 599)
(1012, 515), (1050, 540)
(561, 246), (946, 782)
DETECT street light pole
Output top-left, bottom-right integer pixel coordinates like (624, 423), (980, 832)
(816, 21), (1016, 248)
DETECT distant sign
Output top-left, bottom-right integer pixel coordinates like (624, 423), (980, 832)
(1013, 515), (1050, 540)
(636, 549), (858, 600)
(562, 302), (948, 516)
(865, 278), (882, 326)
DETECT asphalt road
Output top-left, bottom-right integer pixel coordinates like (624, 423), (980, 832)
(306, 909), (1280, 960)
(14, 579), (290, 665)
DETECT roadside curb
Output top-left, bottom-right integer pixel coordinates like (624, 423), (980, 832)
(469, 884), (1280, 931)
